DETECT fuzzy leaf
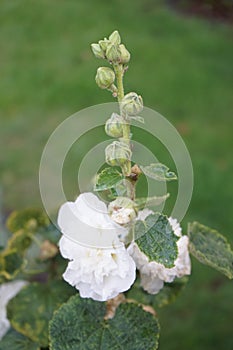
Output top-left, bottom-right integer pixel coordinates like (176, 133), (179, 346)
(0, 329), (40, 350)
(0, 249), (24, 280)
(94, 167), (123, 191)
(134, 194), (169, 209)
(49, 295), (160, 350)
(134, 213), (179, 268)
(7, 281), (75, 348)
(141, 163), (177, 181)
(188, 221), (233, 279)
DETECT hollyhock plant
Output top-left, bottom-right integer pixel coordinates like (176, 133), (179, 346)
(1, 30), (232, 350)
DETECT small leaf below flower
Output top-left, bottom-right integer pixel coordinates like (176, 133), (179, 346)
(140, 163), (177, 181)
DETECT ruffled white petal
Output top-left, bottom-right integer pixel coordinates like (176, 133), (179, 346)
(58, 193), (127, 248)
(60, 236), (135, 301)
(0, 280), (28, 340)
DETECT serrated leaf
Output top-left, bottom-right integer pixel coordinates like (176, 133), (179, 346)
(0, 249), (25, 280)
(126, 276), (188, 308)
(188, 221), (233, 279)
(6, 209), (49, 234)
(7, 230), (32, 252)
(7, 281), (75, 348)
(0, 329), (40, 350)
(134, 193), (169, 210)
(49, 295), (160, 350)
(134, 213), (179, 268)
(141, 163), (177, 181)
(94, 167), (123, 191)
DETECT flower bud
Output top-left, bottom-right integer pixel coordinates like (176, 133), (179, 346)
(95, 67), (115, 89)
(105, 141), (131, 167)
(106, 44), (121, 63)
(105, 113), (124, 138)
(108, 197), (136, 225)
(121, 92), (143, 115)
(98, 38), (110, 52)
(109, 30), (121, 46)
(119, 44), (130, 64)
(91, 43), (105, 59)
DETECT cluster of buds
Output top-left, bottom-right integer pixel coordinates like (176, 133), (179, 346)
(91, 30), (130, 65)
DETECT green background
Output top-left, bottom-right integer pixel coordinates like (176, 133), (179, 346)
(0, 0), (233, 349)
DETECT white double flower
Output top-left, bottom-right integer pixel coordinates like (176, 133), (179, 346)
(58, 193), (191, 301)
(58, 193), (136, 301)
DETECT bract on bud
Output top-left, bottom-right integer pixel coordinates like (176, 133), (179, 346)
(119, 44), (130, 64)
(105, 113), (124, 138)
(95, 67), (115, 89)
(121, 92), (143, 115)
(106, 44), (121, 63)
(109, 30), (121, 46)
(108, 197), (136, 225)
(98, 38), (110, 52)
(105, 141), (131, 167)
(91, 43), (105, 59)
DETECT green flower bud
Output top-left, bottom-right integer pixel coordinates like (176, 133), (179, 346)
(91, 43), (105, 59)
(109, 30), (121, 46)
(105, 113), (124, 138)
(105, 141), (131, 167)
(108, 197), (136, 225)
(95, 67), (115, 89)
(121, 92), (143, 115)
(98, 38), (110, 52)
(106, 44), (121, 63)
(119, 44), (130, 64)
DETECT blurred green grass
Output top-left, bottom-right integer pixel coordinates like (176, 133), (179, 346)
(0, 0), (233, 349)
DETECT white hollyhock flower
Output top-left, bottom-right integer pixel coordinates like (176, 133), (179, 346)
(0, 280), (28, 340)
(58, 193), (136, 301)
(127, 211), (191, 295)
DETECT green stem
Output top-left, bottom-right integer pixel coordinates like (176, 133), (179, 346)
(114, 64), (124, 102)
(114, 64), (135, 200)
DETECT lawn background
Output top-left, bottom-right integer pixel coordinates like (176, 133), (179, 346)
(0, 0), (233, 349)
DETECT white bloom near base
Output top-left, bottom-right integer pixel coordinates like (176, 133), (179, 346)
(127, 214), (191, 295)
(58, 192), (128, 248)
(0, 280), (28, 340)
(60, 236), (135, 301)
(58, 193), (136, 301)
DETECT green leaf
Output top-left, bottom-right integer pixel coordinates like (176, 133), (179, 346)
(134, 213), (179, 268)
(0, 249), (25, 280)
(140, 163), (177, 181)
(0, 329), (40, 350)
(134, 193), (169, 210)
(6, 209), (49, 234)
(188, 221), (233, 279)
(94, 167), (123, 191)
(7, 281), (75, 348)
(126, 276), (188, 308)
(49, 295), (160, 350)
